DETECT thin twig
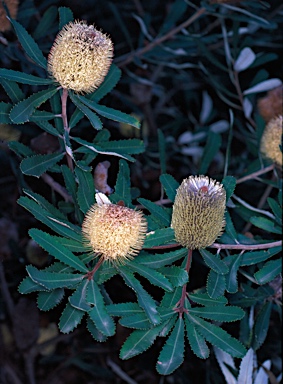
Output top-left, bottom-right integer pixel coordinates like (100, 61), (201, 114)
(41, 173), (73, 202)
(116, 7), (206, 67)
(236, 164), (275, 184)
(61, 88), (73, 171)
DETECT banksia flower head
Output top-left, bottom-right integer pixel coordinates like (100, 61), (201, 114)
(0, 0), (18, 32)
(258, 86), (283, 123)
(47, 21), (113, 93)
(171, 176), (226, 249)
(82, 194), (147, 265)
(260, 115), (282, 167)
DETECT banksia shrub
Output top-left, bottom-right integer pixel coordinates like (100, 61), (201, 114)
(171, 175), (226, 249)
(0, 0), (18, 32)
(82, 198), (147, 264)
(47, 21), (113, 93)
(260, 115), (283, 167)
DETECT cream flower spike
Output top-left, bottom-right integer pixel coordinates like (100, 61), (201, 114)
(171, 175), (226, 249)
(82, 194), (147, 265)
(47, 21), (113, 93)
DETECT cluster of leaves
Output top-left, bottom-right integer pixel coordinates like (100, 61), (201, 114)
(0, 0), (282, 381)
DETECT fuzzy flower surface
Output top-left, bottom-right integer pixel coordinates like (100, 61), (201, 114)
(82, 200), (147, 265)
(260, 115), (282, 167)
(47, 21), (113, 93)
(171, 176), (226, 249)
(0, 0), (18, 32)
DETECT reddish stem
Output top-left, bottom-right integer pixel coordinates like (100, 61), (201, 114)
(174, 249), (193, 317)
(84, 257), (104, 280)
(61, 88), (73, 171)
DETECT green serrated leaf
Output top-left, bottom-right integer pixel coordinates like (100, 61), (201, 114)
(20, 152), (64, 177)
(59, 6), (74, 29)
(250, 216), (282, 234)
(143, 227), (176, 248)
(86, 316), (108, 342)
(158, 266), (188, 287)
(9, 18), (47, 69)
(222, 175), (236, 202)
(10, 87), (58, 124)
(59, 302), (85, 333)
(207, 270), (226, 299)
(156, 318), (185, 375)
(106, 302), (143, 317)
(254, 259), (282, 285)
(99, 138), (144, 155)
(199, 132), (221, 174)
(70, 93), (102, 130)
(251, 301), (272, 350)
(37, 288), (65, 311)
(189, 305), (245, 322)
(91, 64), (121, 101)
(113, 159), (131, 204)
(120, 323), (164, 360)
(138, 248), (187, 269)
(0, 69), (53, 85)
(188, 292), (228, 306)
(0, 102), (12, 124)
(267, 197), (282, 224)
(224, 210), (239, 243)
(27, 265), (84, 290)
(226, 254), (242, 293)
(161, 287), (183, 309)
(87, 280), (115, 336)
(187, 313), (246, 357)
(185, 317), (209, 359)
(159, 174), (179, 202)
(33, 6), (57, 40)
(241, 246), (281, 266)
(75, 167), (95, 214)
(69, 280), (91, 311)
(119, 313), (151, 330)
(128, 260), (173, 292)
(29, 229), (88, 273)
(0, 78), (24, 102)
(78, 95), (140, 128)
(120, 268), (161, 325)
(138, 198), (171, 228)
(18, 276), (48, 294)
(200, 249), (229, 275)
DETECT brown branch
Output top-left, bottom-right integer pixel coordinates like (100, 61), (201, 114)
(41, 173), (73, 202)
(61, 88), (73, 171)
(236, 164), (275, 184)
(116, 7), (206, 67)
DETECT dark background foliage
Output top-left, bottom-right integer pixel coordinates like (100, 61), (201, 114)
(0, 0), (282, 383)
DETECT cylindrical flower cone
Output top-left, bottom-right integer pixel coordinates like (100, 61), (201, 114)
(82, 201), (147, 265)
(260, 115), (282, 167)
(257, 86), (283, 123)
(0, 0), (18, 32)
(47, 21), (113, 93)
(171, 176), (226, 249)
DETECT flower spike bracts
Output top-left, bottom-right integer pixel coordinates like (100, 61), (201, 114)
(171, 176), (226, 249)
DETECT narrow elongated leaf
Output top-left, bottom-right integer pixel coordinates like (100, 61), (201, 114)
(59, 302), (85, 333)
(59, 6), (74, 29)
(185, 317), (209, 359)
(33, 6), (57, 40)
(267, 198), (282, 223)
(119, 313), (151, 330)
(18, 276), (47, 294)
(189, 305), (245, 322)
(0, 78), (24, 102)
(156, 318), (185, 375)
(254, 259), (281, 285)
(138, 248), (187, 269)
(128, 260), (173, 292)
(78, 95), (140, 128)
(214, 348), (237, 384)
(226, 254), (242, 293)
(75, 167), (95, 214)
(21, 152), (64, 177)
(26, 265), (84, 290)
(187, 313), (246, 357)
(9, 18), (47, 69)
(86, 316), (108, 342)
(0, 102), (12, 123)
(70, 93), (102, 130)
(158, 266), (188, 287)
(87, 280), (115, 336)
(207, 270), (226, 299)
(241, 247), (281, 266)
(113, 159), (131, 204)
(250, 216), (281, 234)
(200, 249), (229, 275)
(199, 131), (221, 174)
(91, 64), (121, 102)
(10, 87), (58, 124)
(120, 269), (161, 325)
(0, 69), (53, 85)
(222, 176), (236, 202)
(120, 323), (164, 360)
(143, 227), (176, 248)
(188, 292), (227, 306)
(237, 348), (254, 384)
(159, 174), (179, 201)
(69, 280), (91, 311)
(243, 78), (282, 95)
(106, 302), (143, 317)
(29, 229), (88, 272)
(98, 138), (144, 155)
(138, 198), (171, 227)
(37, 288), (65, 311)
(252, 302), (272, 350)
(55, 237), (84, 253)
(224, 210), (239, 243)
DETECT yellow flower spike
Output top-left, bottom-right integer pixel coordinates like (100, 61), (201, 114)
(82, 196), (147, 265)
(0, 0), (18, 32)
(47, 21), (113, 93)
(171, 175), (226, 249)
(260, 115), (283, 167)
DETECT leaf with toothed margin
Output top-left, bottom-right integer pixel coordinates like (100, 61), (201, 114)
(189, 305), (245, 322)
(200, 249), (229, 275)
(59, 302), (85, 333)
(69, 280), (91, 311)
(87, 316), (108, 342)
(185, 317), (210, 359)
(18, 276), (48, 294)
(37, 288), (65, 311)
(0, 69), (53, 85)
(207, 270), (226, 299)
(20, 152), (64, 177)
(226, 254), (242, 293)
